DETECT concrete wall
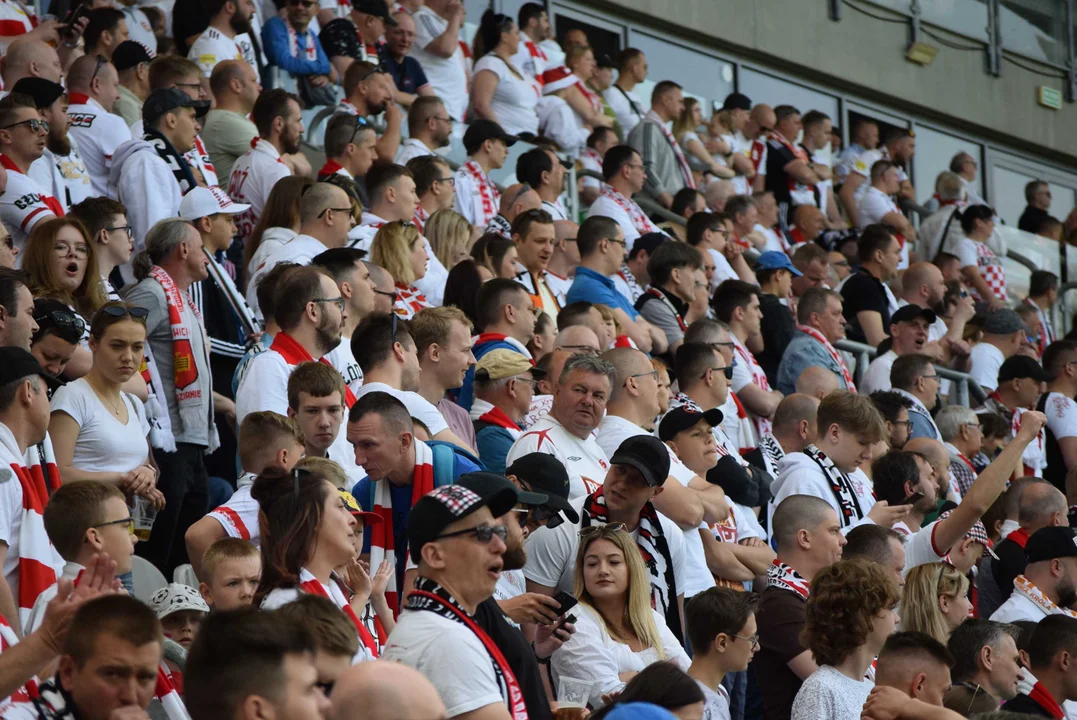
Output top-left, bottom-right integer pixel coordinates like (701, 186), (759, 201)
(579, 0), (1077, 164)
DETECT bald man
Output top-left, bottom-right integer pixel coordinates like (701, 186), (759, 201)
(795, 366), (840, 400)
(66, 54), (130, 196)
(748, 393), (820, 476)
(553, 325), (601, 356)
(364, 261), (394, 315)
(1, 38), (62, 87)
(989, 478), (1069, 609)
(791, 204), (825, 246)
(899, 261), (972, 366)
(331, 660), (447, 720)
(486, 181), (542, 239)
(548, 219), (579, 282)
(905, 437), (957, 502)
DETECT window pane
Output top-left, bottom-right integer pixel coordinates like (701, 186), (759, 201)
(1000, 0), (1067, 65)
(738, 68), (839, 124)
(627, 30), (734, 114)
(909, 125), (983, 207)
(921, 0), (989, 42)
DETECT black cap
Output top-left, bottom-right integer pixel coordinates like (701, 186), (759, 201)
(353, 0), (397, 25)
(142, 88), (210, 126)
(407, 479), (518, 563)
(890, 303), (937, 326)
(998, 355), (1050, 383)
(505, 453), (580, 523)
(609, 436), (669, 487)
(0, 347), (60, 390)
(658, 405), (724, 442)
(11, 77), (63, 109)
(463, 119), (518, 155)
(1026, 526), (1077, 564)
(457, 471), (548, 508)
(983, 308), (1027, 335)
(112, 40), (152, 72)
(721, 92), (752, 112)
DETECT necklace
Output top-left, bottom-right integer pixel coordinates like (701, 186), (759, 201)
(86, 376), (124, 418)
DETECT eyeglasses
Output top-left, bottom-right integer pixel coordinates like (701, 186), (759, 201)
(317, 207), (353, 219)
(1, 118), (48, 133)
(172, 82), (203, 93)
(530, 505), (563, 529)
(921, 374), (939, 382)
(288, 0), (317, 6)
(436, 524), (509, 543)
(354, 64), (387, 84)
(510, 508), (529, 528)
(704, 366), (734, 380)
(432, 115), (454, 125)
(312, 297), (345, 313)
(731, 633), (760, 649)
(90, 54), (106, 83)
(557, 344), (598, 354)
(579, 522), (627, 538)
(507, 182), (532, 208)
(625, 370), (658, 386)
(53, 241), (89, 258)
(36, 309), (86, 335)
(606, 238), (626, 247)
(92, 516), (135, 535)
(435, 176), (456, 187)
(106, 225), (133, 238)
(375, 289), (398, 302)
(101, 305), (149, 320)
(708, 341), (735, 351)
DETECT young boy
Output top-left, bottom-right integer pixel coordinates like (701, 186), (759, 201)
(28, 481), (137, 634)
(185, 411), (304, 578)
(686, 587), (761, 720)
(150, 583), (211, 651)
(275, 594), (359, 688)
(199, 538), (261, 611)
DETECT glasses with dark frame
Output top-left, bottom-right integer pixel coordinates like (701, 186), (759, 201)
(1, 118), (48, 133)
(106, 225), (133, 238)
(436, 524), (509, 543)
(101, 305), (149, 320)
(90, 54), (106, 83)
(312, 297), (345, 313)
(92, 516), (135, 535)
(36, 309), (86, 336)
(703, 366), (734, 380)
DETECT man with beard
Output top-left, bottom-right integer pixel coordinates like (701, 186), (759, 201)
(14, 79), (92, 214)
(993, 526), (1077, 623)
(312, 247), (376, 397)
(396, 97), (452, 166)
(188, 0), (260, 85)
(462, 472), (573, 720)
(861, 304), (936, 395)
(109, 88), (210, 247)
(0, 93), (63, 256)
(202, 60), (261, 182)
(898, 261), (974, 368)
(338, 61), (401, 162)
(228, 88), (302, 245)
(380, 10), (434, 108)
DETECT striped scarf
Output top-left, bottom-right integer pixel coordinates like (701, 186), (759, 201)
(12, 666), (189, 720)
(766, 559), (810, 599)
(644, 109), (695, 190)
(795, 325), (856, 392)
(370, 440), (434, 614)
(298, 568), (378, 659)
(0, 424), (59, 627)
(0, 612), (36, 710)
(269, 332), (357, 407)
(155, 664), (190, 720)
(801, 443), (865, 529)
(203, 249), (260, 339)
(599, 183), (659, 236)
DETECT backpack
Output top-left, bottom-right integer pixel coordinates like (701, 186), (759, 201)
(362, 441), (485, 510)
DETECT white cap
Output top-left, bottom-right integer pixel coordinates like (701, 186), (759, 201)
(149, 582), (211, 618)
(179, 187), (250, 220)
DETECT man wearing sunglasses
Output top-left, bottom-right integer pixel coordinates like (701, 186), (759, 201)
(66, 54), (130, 198)
(29, 298), (82, 379)
(16, 77), (94, 213)
(0, 94), (64, 256)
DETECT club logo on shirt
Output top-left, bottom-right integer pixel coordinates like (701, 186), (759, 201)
(68, 114), (95, 128)
(13, 193), (43, 210)
(568, 455), (581, 461)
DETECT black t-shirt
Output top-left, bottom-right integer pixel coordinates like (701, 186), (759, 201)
(753, 586), (807, 720)
(473, 598), (553, 720)
(1004, 692), (1056, 718)
(757, 292), (795, 386)
(992, 536), (1027, 602)
(764, 138), (796, 206)
(1018, 205), (1051, 234)
(840, 268), (891, 345)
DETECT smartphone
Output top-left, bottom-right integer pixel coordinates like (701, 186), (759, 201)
(553, 613), (577, 633)
(61, 2), (89, 40)
(552, 591), (578, 615)
(901, 491), (924, 506)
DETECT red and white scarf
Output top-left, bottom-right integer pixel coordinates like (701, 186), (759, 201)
(731, 334), (772, 436)
(766, 559), (810, 599)
(413, 205), (430, 233)
(0, 424), (59, 627)
(643, 287), (686, 332)
(17, 666), (189, 720)
(370, 440), (434, 614)
(801, 443), (867, 528)
(476, 406), (522, 440)
(285, 17), (317, 60)
(1008, 527), (1030, 549)
(156, 664), (190, 720)
(393, 283), (432, 320)
(582, 147), (603, 168)
(1013, 574), (1077, 619)
(472, 333), (534, 362)
(796, 325), (855, 392)
(270, 332), (357, 408)
(462, 161), (499, 228)
(644, 109), (694, 189)
(599, 183), (659, 236)
(0, 612), (36, 708)
(406, 577), (529, 720)
(298, 568), (379, 659)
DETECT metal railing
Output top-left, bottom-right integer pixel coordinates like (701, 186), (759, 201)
(1058, 281), (1077, 337)
(834, 338), (987, 408)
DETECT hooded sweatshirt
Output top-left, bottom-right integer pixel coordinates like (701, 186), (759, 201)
(108, 139), (185, 252)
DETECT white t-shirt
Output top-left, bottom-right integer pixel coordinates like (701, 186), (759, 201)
(323, 337), (363, 397)
(189, 26), (257, 82)
(506, 415), (609, 499)
(245, 234), (329, 314)
(207, 484), (259, 543)
(860, 349), (897, 395)
(381, 606), (510, 716)
(969, 342), (1006, 393)
(49, 378), (149, 473)
(856, 187), (910, 270)
(699, 680), (732, 720)
(409, 7), (469, 122)
(595, 415), (714, 597)
(709, 248), (739, 287)
(894, 520), (947, 573)
(602, 85), (644, 137)
(511, 38), (547, 81)
(791, 665), (874, 720)
(524, 496), (687, 601)
(228, 138), (291, 244)
(67, 96), (133, 197)
(395, 138), (436, 166)
(354, 381), (448, 437)
(472, 55), (540, 137)
(1045, 392), (1077, 446)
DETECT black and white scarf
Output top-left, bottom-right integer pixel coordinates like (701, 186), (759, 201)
(800, 444), (865, 528)
(765, 559), (810, 599)
(758, 432), (785, 478)
(405, 577), (529, 720)
(581, 487), (682, 643)
(144, 128), (199, 195)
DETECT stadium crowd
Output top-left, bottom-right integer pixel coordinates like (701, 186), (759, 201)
(0, 1), (1073, 720)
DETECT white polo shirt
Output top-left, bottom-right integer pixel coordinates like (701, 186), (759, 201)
(67, 94), (132, 197)
(506, 415), (609, 499)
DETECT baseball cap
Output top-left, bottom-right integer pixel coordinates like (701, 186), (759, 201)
(112, 40), (152, 72)
(756, 251), (802, 277)
(475, 349), (547, 382)
(353, 0), (397, 25)
(0, 347), (61, 390)
(890, 303), (937, 326)
(338, 489), (382, 525)
(456, 472), (547, 517)
(936, 510), (996, 559)
(658, 405), (724, 442)
(721, 92), (752, 112)
(10, 77), (63, 109)
(463, 119), (518, 155)
(142, 88), (210, 126)
(998, 355), (1050, 383)
(179, 186), (251, 220)
(407, 480), (519, 563)
(609, 435), (669, 487)
(1025, 526), (1077, 564)
(505, 453), (580, 524)
(982, 308), (1027, 335)
(605, 704), (678, 720)
(149, 583), (210, 619)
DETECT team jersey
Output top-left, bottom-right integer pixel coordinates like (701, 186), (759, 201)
(208, 485), (259, 542)
(66, 94), (132, 197)
(189, 26), (261, 84)
(0, 0), (34, 46)
(0, 156), (62, 256)
(28, 141), (93, 212)
(505, 415), (609, 499)
(228, 138), (291, 243)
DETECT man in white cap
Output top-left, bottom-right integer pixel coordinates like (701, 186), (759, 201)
(181, 186), (256, 436)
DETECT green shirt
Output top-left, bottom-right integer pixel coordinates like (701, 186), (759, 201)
(113, 85), (143, 128)
(202, 109), (258, 183)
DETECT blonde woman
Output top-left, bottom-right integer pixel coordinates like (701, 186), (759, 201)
(370, 221), (432, 320)
(707, 110), (736, 169)
(424, 209), (474, 270)
(551, 525), (689, 709)
(900, 563), (971, 645)
(672, 98), (734, 182)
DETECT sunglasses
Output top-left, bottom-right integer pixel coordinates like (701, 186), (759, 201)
(704, 366), (734, 380)
(579, 522), (627, 538)
(531, 505), (563, 529)
(1, 118), (48, 133)
(436, 524), (509, 543)
(288, 0), (317, 7)
(101, 305), (149, 320)
(349, 114), (369, 144)
(36, 309), (86, 335)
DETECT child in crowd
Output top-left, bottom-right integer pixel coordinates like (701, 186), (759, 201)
(276, 594), (359, 691)
(199, 538), (262, 611)
(686, 588), (761, 720)
(151, 583), (211, 652)
(185, 411), (305, 577)
(28, 480), (137, 634)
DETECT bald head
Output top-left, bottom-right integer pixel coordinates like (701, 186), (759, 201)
(1018, 480), (1067, 530)
(554, 219), (578, 244)
(772, 494), (835, 553)
(602, 347), (653, 402)
(773, 394), (820, 432)
(331, 660), (446, 720)
(705, 180), (736, 212)
(750, 104), (776, 133)
(902, 261), (945, 305)
(2, 38), (62, 84)
(903, 437), (949, 472)
(500, 182), (542, 221)
(67, 53), (117, 94)
(554, 325), (601, 354)
(797, 366), (840, 400)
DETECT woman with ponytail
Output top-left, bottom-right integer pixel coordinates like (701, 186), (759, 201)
(469, 10), (540, 136)
(955, 204), (1007, 308)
